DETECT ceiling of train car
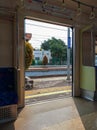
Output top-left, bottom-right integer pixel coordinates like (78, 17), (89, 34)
(28, 0), (97, 15)
(23, 0), (97, 26)
(0, 0), (17, 18)
(0, 0), (97, 26)
(0, 0), (97, 14)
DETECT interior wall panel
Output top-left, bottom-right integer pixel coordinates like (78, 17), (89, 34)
(0, 19), (13, 67)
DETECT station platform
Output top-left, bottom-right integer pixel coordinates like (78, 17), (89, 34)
(25, 76), (72, 104)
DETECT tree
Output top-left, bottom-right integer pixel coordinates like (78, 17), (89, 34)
(32, 59), (35, 65)
(41, 37), (67, 64)
(42, 55), (48, 65)
(41, 40), (50, 50)
(25, 41), (33, 69)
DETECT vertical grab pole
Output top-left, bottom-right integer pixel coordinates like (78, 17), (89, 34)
(67, 27), (71, 80)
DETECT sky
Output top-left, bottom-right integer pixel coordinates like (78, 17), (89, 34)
(25, 19), (72, 49)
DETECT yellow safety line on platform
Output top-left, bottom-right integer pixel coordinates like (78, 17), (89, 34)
(25, 89), (71, 99)
(25, 86), (71, 96)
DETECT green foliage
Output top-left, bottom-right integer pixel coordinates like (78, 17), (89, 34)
(42, 55), (48, 65)
(41, 37), (68, 65)
(32, 59), (35, 65)
(41, 40), (50, 50)
(37, 60), (43, 65)
(25, 41), (33, 69)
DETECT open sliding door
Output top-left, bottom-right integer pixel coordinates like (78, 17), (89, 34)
(80, 25), (95, 100)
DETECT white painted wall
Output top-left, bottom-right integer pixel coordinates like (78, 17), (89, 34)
(33, 50), (52, 63)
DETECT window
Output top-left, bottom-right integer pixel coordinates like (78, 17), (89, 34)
(35, 57), (40, 60)
(82, 31), (94, 66)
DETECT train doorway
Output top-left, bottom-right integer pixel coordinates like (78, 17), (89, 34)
(24, 19), (73, 105)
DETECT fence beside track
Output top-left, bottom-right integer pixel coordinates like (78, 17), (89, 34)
(25, 66), (72, 78)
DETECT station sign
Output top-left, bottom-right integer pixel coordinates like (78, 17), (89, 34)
(25, 33), (32, 41)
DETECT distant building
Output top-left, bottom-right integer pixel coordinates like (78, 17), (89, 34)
(33, 50), (52, 64)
